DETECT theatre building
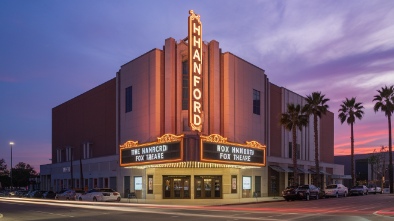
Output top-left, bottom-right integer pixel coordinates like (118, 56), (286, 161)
(40, 10), (345, 204)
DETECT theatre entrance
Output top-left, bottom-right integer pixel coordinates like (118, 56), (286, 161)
(163, 176), (191, 199)
(194, 175), (222, 199)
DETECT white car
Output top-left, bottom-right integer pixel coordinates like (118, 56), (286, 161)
(78, 188), (121, 202)
(325, 184), (348, 198)
(368, 185), (383, 194)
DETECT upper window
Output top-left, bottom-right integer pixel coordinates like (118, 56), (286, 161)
(253, 89), (260, 115)
(125, 86), (132, 113)
(288, 142), (300, 159)
(182, 61), (189, 110)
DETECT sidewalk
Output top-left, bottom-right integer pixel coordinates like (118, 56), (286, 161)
(120, 196), (284, 206)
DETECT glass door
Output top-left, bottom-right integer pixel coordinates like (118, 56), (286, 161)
(204, 179), (212, 197)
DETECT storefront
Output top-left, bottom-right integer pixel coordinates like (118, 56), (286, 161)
(120, 134), (266, 201)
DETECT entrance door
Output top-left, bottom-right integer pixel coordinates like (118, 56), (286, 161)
(204, 179), (212, 197)
(255, 176), (261, 197)
(163, 176), (191, 199)
(194, 176), (222, 199)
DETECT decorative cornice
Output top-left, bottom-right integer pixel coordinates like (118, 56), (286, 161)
(200, 134), (227, 143)
(120, 134), (184, 149)
(245, 141), (265, 149)
(189, 10), (201, 22)
(120, 141), (139, 149)
(157, 134), (184, 143)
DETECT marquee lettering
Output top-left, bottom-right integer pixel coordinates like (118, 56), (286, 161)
(188, 10), (203, 132)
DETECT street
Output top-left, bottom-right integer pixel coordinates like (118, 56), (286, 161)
(1, 194), (394, 221)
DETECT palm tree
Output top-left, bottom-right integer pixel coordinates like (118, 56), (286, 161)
(280, 103), (309, 186)
(373, 85), (394, 193)
(303, 92), (330, 188)
(338, 97), (364, 186)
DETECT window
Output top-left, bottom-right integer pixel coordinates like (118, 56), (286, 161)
(182, 61), (189, 110)
(288, 142), (300, 159)
(253, 89), (260, 115)
(56, 149), (62, 163)
(83, 143), (92, 159)
(66, 147), (72, 162)
(125, 86), (132, 113)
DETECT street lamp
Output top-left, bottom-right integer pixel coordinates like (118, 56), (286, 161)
(9, 142), (14, 190)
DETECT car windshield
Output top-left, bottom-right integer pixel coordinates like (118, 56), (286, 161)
(326, 185), (337, 189)
(298, 185), (309, 189)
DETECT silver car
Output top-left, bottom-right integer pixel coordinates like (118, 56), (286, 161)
(325, 184), (348, 198)
(368, 184), (383, 194)
(349, 185), (368, 196)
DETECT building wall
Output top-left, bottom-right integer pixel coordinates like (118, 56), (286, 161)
(52, 78), (116, 163)
(118, 49), (164, 144)
(269, 83), (282, 157)
(221, 52), (268, 145)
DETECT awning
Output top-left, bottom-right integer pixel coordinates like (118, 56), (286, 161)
(331, 174), (352, 179)
(269, 165), (292, 173)
(288, 167), (308, 174)
(308, 169), (331, 175)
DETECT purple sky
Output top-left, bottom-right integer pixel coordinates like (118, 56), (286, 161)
(1, 1), (393, 173)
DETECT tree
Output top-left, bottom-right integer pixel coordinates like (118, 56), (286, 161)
(280, 103), (309, 185)
(12, 162), (38, 188)
(373, 85), (394, 193)
(0, 158), (10, 189)
(368, 146), (388, 188)
(338, 97), (364, 186)
(303, 91), (330, 188)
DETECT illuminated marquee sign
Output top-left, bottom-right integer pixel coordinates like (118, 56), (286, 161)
(120, 134), (184, 166)
(200, 134), (266, 167)
(188, 10), (203, 132)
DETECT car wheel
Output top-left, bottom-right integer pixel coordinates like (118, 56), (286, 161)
(336, 192), (339, 198)
(306, 194), (310, 201)
(93, 197), (97, 202)
(344, 192), (347, 197)
(316, 194), (319, 200)
(79, 197), (82, 201)
(117, 197), (121, 202)
(66, 197), (69, 200)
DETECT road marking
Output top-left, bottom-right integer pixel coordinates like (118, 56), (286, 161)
(32, 210), (74, 217)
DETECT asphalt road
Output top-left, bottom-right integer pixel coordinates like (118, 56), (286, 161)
(0, 194), (393, 221)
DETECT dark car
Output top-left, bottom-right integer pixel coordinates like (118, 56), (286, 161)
(42, 191), (57, 199)
(282, 184), (321, 201)
(349, 185), (368, 196)
(282, 186), (299, 201)
(32, 190), (46, 198)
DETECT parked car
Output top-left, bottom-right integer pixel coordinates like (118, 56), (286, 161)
(78, 188), (121, 202)
(282, 186), (299, 201)
(368, 184), (383, 194)
(349, 185), (368, 196)
(325, 184), (348, 198)
(73, 189), (85, 200)
(56, 189), (80, 200)
(31, 190), (46, 198)
(42, 191), (57, 199)
(282, 184), (320, 201)
(15, 190), (28, 197)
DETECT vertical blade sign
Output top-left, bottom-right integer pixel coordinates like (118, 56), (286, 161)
(188, 10), (203, 132)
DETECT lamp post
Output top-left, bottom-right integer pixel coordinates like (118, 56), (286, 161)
(9, 142), (14, 190)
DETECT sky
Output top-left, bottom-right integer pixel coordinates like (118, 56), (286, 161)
(1, 0), (394, 173)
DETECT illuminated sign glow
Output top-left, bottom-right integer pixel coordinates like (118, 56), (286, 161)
(200, 134), (266, 167)
(188, 10), (203, 132)
(120, 134), (184, 167)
